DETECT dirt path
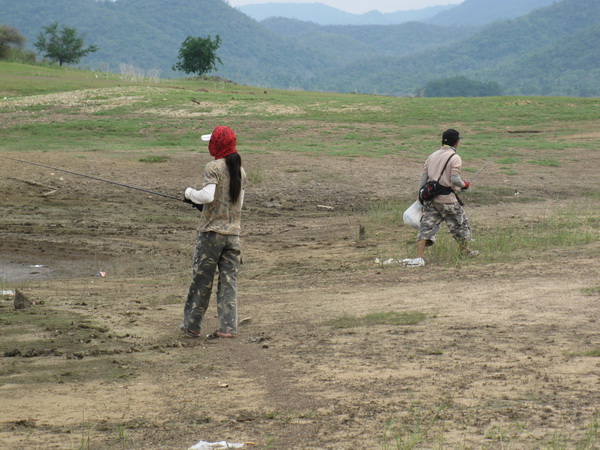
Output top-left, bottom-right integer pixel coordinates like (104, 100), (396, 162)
(1, 148), (599, 449)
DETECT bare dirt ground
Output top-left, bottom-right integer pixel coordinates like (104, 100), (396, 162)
(1, 143), (599, 449)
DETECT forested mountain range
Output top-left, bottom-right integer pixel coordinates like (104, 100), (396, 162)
(237, 2), (455, 26)
(260, 19), (477, 61)
(1, 0), (315, 88)
(311, 0), (600, 96)
(239, 0), (557, 27)
(1, 0), (598, 97)
(425, 0), (557, 26)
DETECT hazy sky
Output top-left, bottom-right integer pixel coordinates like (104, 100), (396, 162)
(225, 0), (462, 14)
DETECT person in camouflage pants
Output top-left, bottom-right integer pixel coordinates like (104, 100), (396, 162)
(404, 129), (478, 267)
(418, 201), (472, 246)
(184, 232), (240, 336)
(180, 126), (246, 338)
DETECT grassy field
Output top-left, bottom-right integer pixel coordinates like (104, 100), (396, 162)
(1, 62), (600, 449)
(2, 61), (599, 160)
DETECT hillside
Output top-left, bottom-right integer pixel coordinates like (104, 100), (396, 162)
(1, 0), (599, 96)
(315, 0), (600, 96)
(0, 0), (320, 87)
(238, 2), (455, 25)
(241, 0), (558, 27)
(485, 23), (600, 96)
(0, 0), (474, 89)
(261, 19), (478, 59)
(426, 0), (557, 25)
(1, 62), (600, 449)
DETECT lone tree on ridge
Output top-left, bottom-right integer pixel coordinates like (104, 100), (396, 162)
(34, 22), (98, 66)
(172, 35), (222, 76)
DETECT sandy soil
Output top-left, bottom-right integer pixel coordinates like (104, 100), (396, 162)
(1, 138), (599, 449)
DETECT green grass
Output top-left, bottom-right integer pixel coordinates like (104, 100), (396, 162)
(382, 400), (599, 449)
(582, 286), (600, 296)
(2, 62), (600, 159)
(381, 398), (454, 449)
(497, 157), (520, 164)
(139, 155), (170, 163)
(2, 61), (600, 450)
(2, 61), (599, 268)
(368, 198), (599, 267)
(425, 209), (597, 266)
(528, 158), (560, 167)
(246, 167), (264, 184)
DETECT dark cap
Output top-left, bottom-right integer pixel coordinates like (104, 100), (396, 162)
(442, 129), (460, 146)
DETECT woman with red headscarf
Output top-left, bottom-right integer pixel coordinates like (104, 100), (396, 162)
(180, 126), (246, 338)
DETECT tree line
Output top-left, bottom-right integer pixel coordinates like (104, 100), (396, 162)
(1, 22), (222, 77)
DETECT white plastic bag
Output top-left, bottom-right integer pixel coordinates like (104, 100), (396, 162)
(189, 441), (246, 450)
(403, 200), (422, 229)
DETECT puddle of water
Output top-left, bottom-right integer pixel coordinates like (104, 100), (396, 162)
(0, 260), (54, 283)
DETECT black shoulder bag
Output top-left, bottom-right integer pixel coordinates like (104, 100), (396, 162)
(418, 153), (456, 204)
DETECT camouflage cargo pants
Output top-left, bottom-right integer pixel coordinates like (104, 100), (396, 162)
(417, 201), (472, 245)
(183, 231), (241, 335)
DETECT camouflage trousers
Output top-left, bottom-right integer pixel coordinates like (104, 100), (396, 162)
(183, 231), (241, 335)
(417, 201), (472, 245)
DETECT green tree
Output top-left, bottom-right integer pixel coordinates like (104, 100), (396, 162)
(0, 25), (26, 59)
(34, 22), (98, 66)
(172, 35), (222, 76)
(421, 76), (503, 97)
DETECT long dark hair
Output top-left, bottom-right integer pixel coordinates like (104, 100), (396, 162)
(225, 152), (242, 204)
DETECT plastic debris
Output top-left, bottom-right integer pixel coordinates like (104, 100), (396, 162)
(401, 258), (425, 267)
(317, 204), (335, 211)
(375, 258), (400, 265)
(97, 272), (107, 277)
(189, 441), (247, 450)
(239, 317), (252, 325)
(403, 200), (423, 229)
(2, 290), (15, 300)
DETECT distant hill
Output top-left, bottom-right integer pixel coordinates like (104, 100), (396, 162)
(237, 2), (455, 25)
(0, 0), (319, 87)
(239, 0), (558, 27)
(261, 18), (478, 60)
(426, 0), (558, 25)
(480, 23), (600, 97)
(316, 0), (600, 96)
(1, 0), (598, 97)
(0, 0), (472, 86)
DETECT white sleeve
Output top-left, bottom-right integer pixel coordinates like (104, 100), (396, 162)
(185, 184), (216, 204)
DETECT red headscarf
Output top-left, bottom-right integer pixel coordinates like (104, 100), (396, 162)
(208, 126), (237, 160)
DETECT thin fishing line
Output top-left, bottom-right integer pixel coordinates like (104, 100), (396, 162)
(0, 154), (181, 200)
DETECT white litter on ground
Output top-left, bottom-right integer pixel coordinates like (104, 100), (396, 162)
(374, 258), (400, 265)
(401, 257), (425, 267)
(188, 441), (246, 450)
(2, 290), (16, 299)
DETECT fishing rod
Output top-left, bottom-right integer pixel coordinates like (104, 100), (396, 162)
(0, 154), (202, 210)
(468, 159), (494, 184)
